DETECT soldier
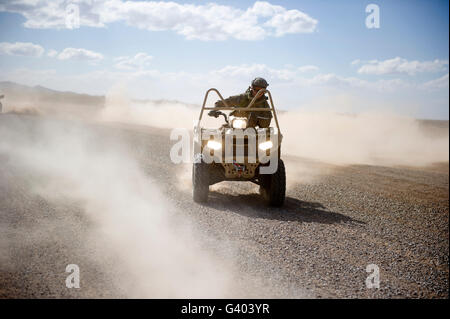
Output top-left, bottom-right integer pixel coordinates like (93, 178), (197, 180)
(210, 77), (272, 128)
(0, 94), (4, 113)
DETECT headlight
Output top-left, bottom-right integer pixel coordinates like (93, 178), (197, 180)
(232, 118), (247, 129)
(258, 140), (273, 151)
(206, 140), (222, 150)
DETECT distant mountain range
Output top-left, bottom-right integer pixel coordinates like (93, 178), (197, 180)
(0, 81), (105, 109)
(0, 81), (199, 109)
(0, 81), (446, 126)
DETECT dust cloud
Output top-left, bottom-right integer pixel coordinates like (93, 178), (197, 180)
(100, 86), (200, 129)
(280, 111), (448, 167)
(0, 117), (235, 298)
(100, 88), (449, 167)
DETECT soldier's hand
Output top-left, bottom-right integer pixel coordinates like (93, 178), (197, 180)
(208, 110), (220, 118)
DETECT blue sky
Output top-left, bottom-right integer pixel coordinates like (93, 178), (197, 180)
(0, 0), (448, 119)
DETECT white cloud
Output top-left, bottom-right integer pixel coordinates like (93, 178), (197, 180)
(306, 73), (366, 88)
(104, 1), (318, 40)
(264, 7), (317, 36)
(0, 41), (44, 57)
(211, 64), (297, 81)
(357, 57), (449, 75)
(47, 49), (58, 58)
(2, 65), (447, 120)
(249, 1), (285, 17)
(0, 0), (104, 29)
(2, 59), (443, 104)
(57, 47), (103, 61)
(298, 65), (319, 73)
(0, 61), (418, 97)
(0, 0), (318, 41)
(114, 53), (153, 70)
(210, 64), (412, 92)
(303, 73), (412, 92)
(422, 73), (449, 90)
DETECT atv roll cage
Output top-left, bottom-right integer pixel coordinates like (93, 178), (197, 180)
(197, 88), (282, 133)
(193, 88), (286, 206)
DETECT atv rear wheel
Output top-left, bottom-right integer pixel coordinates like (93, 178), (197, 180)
(192, 161), (209, 203)
(259, 159), (286, 207)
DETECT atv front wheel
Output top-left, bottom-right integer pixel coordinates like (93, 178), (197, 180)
(259, 159), (286, 207)
(192, 161), (209, 203)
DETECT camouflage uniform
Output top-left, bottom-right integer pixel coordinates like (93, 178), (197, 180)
(214, 87), (272, 128)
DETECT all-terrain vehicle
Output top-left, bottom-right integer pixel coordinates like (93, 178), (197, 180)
(192, 88), (286, 207)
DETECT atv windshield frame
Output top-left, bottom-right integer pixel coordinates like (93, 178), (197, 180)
(197, 88), (282, 134)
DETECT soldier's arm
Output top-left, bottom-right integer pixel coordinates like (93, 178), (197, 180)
(214, 94), (242, 108)
(208, 95), (237, 117)
(257, 100), (272, 118)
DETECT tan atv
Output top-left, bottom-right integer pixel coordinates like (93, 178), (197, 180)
(192, 88), (286, 207)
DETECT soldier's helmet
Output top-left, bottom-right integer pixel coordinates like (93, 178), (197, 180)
(251, 77), (269, 88)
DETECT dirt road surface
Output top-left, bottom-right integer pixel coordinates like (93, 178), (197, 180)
(0, 114), (448, 298)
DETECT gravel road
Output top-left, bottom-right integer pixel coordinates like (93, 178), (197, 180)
(0, 114), (448, 298)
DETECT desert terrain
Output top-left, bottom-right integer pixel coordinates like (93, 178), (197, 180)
(0, 83), (448, 298)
